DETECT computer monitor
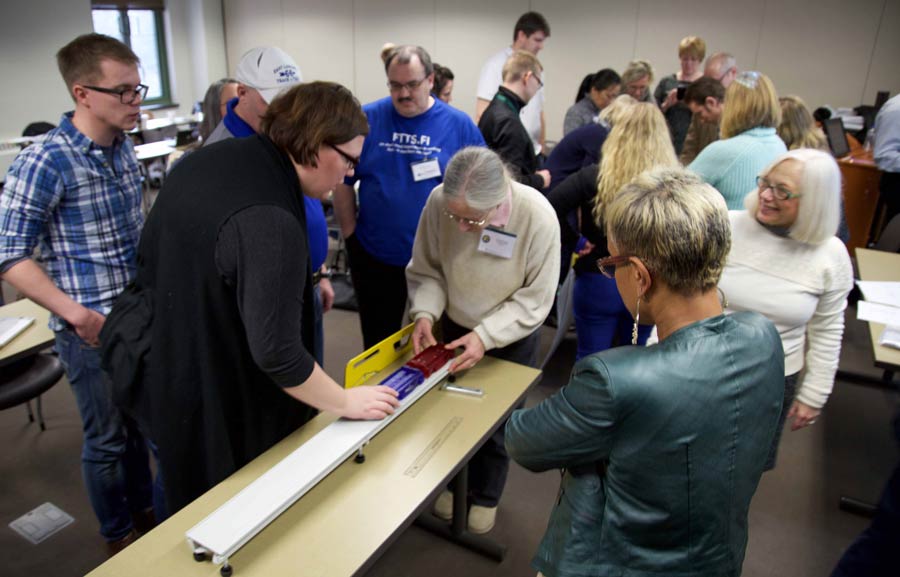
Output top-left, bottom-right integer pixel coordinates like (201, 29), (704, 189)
(824, 117), (851, 158)
(875, 91), (890, 112)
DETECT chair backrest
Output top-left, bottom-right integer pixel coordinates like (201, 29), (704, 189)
(875, 214), (900, 253)
(22, 122), (55, 137)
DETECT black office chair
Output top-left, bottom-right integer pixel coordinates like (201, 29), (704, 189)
(875, 214), (900, 253)
(0, 353), (64, 431)
(21, 122), (56, 138)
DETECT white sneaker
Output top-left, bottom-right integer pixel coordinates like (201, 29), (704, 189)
(467, 504), (497, 534)
(433, 490), (453, 520)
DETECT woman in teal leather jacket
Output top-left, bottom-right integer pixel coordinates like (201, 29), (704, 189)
(506, 167), (784, 577)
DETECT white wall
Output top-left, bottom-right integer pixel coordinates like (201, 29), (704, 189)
(221, 0), (900, 143)
(0, 0), (93, 139)
(0, 1), (896, 143)
(0, 0), (224, 141)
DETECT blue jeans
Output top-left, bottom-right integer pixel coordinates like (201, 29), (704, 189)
(573, 272), (652, 360)
(55, 329), (153, 541)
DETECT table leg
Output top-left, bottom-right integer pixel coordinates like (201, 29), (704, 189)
(415, 464), (507, 561)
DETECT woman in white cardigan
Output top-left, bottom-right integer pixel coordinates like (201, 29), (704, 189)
(718, 148), (853, 470)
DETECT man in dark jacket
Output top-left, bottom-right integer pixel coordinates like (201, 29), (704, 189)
(478, 50), (550, 191)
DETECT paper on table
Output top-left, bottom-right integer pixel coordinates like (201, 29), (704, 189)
(856, 281), (900, 307)
(880, 327), (900, 350)
(857, 300), (900, 326)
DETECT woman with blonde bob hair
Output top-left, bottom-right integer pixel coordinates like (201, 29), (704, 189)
(508, 167), (784, 577)
(778, 95), (828, 151)
(621, 60), (654, 102)
(547, 102), (677, 359)
(689, 71), (787, 209)
(720, 148), (853, 470)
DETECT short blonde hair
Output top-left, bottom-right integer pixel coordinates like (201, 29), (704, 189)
(502, 50), (542, 83)
(678, 36), (706, 61)
(621, 60), (655, 85)
(606, 167), (731, 296)
(744, 149), (842, 245)
(778, 96), (828, 151)
(719, 71), (781, 139)
(593, 102), (678, 223)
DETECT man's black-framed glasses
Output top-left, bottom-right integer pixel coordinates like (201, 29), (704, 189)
(388, 77), (427, 92)
(327, 143), (360, 170)
(83, 83), (149, 105)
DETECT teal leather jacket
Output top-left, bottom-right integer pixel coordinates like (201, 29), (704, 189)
(507, 312), (784, 577)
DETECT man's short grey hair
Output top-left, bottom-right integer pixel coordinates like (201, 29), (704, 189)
(383, 45), (434, 77)
(706, 52), (736, 76)
(199, 77), (237, 141)
(744, 148), (842, 245)
(442, 147), (510, 211)
(606, 167), (731, 296)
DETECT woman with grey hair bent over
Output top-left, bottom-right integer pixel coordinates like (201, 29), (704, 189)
(719, 148), (853, 470)
(506, 167), (783, 577)
(407, 146), (560, 534)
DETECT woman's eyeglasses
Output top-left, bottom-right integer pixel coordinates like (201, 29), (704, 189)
(756, 176), (801, 200)
(327, 143), (360, 170)
(597, 255), (633, 279)
(442, 208), (491, 228)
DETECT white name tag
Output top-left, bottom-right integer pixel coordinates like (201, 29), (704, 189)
(411, 158), (441, 182)
(477, 227), (517, 259)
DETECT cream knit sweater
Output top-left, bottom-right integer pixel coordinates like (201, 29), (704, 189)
(406, 181), (560, 351)
(719, 211), (853, 408)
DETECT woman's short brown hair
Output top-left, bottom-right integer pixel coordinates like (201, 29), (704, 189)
(678, 36), (706, 61)
(262, 82), (369, 167)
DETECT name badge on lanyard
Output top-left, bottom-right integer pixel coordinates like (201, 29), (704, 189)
(411, 158), (441, 182)
(477, 227), (517, 259)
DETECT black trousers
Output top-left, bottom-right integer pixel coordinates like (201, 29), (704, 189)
(442, 314), (540, 507)
(345, 232), (409, 350)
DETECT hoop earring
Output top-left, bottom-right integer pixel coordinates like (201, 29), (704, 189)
(632, 296), (641, 345)
(717, 287), (729, 309)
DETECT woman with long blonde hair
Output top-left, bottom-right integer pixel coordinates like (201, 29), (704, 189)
(548, 102), (677, 359)
(778, 95), (828, 150)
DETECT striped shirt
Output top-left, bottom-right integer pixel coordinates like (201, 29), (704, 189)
(0, 113), (143, 329)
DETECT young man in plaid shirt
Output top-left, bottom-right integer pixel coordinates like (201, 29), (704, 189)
(0, 33), (155, 554)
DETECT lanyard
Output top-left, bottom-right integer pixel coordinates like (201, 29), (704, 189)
(495, 92), (520, 115)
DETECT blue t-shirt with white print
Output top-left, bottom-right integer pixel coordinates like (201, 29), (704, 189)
(346, 97), (485, 267)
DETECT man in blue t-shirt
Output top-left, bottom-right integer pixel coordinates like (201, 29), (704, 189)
(333, 45), (485, 349)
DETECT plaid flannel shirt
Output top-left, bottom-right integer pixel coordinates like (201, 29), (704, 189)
(0, 112), (143, 330)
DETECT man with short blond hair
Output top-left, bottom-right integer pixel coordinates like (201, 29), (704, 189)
(0, 33), (154, 553)
(478, 51), (550, 190)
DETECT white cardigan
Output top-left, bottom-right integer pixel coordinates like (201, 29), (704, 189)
(719, 211), (853, 408)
